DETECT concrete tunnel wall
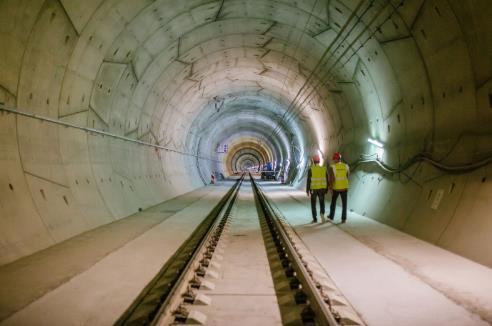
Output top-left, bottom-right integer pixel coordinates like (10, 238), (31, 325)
(0, 0), (491, 268)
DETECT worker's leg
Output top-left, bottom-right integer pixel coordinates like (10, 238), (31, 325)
(328, 191), (339, 220)
(341, 191), (348, 222)
(319, 190), (325, 216)
(310, 191), (317, 221)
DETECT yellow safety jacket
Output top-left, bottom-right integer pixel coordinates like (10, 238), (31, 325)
(331, 162), (349, 190)
(310, 165), (327, 189)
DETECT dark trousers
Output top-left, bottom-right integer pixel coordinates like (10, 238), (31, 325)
(310, 189), (325, 221)
(329, 190), (348, 221)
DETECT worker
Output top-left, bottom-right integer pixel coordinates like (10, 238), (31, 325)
(306, 154), (329, 223)
(328, 152), (350, 223)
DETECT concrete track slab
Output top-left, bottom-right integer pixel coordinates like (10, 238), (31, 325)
(1, 183), (231, 326)
(261, 182), (492, 326)
(192, 181), (282, 325)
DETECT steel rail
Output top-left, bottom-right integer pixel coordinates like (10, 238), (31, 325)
(152, 175), (244, 325)
(115, 175), (244, 325)
(251, 176), (340, 326)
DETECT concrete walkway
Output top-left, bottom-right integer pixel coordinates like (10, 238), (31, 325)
(261, 182), (492, 326)
(1, 183), (231, 325)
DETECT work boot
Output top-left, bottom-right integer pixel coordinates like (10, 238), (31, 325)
(341, 219), (346, 224)
(311, 219), (317, 223)
(320, 213), (326, 223)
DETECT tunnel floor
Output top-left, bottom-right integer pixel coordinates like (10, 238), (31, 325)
(263, 183), (492, 325)
(1, 181), (492, 326)
(0, 184), (233, 325)
(188, 180), (282, 325)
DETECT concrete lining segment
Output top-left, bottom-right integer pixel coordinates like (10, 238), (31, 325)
(0, 184), (230, 324)
(261, 182), (492, 326)
(125, 6), (336, 166)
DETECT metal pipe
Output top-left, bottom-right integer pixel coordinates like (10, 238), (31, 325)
(352, 154), (492, 174)
(0, 104), (219, 162)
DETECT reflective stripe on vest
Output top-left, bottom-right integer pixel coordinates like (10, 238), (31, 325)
(310, 165), (327, 189)
(331, 162), (349, 190)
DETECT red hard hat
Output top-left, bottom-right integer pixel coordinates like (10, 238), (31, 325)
(312, 154), (320, 163)
(332, 152), (341, 160)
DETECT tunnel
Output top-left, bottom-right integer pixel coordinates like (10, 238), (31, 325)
(1, 0), (491, 325)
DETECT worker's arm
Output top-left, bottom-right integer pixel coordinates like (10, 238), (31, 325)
(306, 168), (311, 196)
(325, 167), (330, 193)
(328, 165), (335, 189)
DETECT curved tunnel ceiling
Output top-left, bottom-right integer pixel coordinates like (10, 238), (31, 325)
(1, 0), (492, 269)
(80, 0), (345, 180)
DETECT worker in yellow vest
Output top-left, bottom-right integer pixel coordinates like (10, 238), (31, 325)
(306, 154), (329, 223)
(328, 152), (350, 223)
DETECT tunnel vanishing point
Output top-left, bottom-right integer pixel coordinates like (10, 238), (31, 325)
(1, 0), (492, 325)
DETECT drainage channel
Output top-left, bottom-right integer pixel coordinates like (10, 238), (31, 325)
(115, 175), (244, 325)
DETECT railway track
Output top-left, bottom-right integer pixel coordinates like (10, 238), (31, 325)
(116, 174), (363, 326)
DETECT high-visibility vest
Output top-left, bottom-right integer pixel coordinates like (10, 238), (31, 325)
(310, 165), (327, 189)
(331, 162), (349, 190)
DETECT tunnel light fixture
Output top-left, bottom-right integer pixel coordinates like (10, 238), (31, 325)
(368, 138), (384, 148)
